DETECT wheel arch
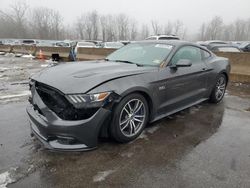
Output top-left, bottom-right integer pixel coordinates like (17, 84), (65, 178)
(219, 71), (229, 85)
(119, 87), (155, 120)
(98, 88), (155, 138)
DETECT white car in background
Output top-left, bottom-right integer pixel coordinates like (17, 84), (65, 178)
(74, 41), (96, 54)
(145, 34), (180, 40)
(102, 42), (124, 49)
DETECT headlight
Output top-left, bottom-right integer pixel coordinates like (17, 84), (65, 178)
(66, 92), (111, 109)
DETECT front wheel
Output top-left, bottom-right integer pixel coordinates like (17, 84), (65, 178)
(110, 93), (149, 143)
(209, 74), (227, 103)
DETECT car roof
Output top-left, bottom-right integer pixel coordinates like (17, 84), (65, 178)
(146, 34), (179, 37)
(208, 44), (240, 48)
(239, 42), (250, 48)
(134, 40), (203, 49)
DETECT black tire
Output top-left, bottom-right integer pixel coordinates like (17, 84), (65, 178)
(110, 93), (149, 143)
(209, 74), (227, 103)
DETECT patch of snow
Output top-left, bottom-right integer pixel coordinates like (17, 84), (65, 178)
(137, 131), (148, 140)
(175, 114), (185, 119)
(0, 90), (31, 100)
(147, 126), (159, 134)
(121, 152), (134, 158)
(4, 53), (14, 57)
(40, 64), (49, 67)
(189, 107), (200, 114)
(45, 59), (54, 63)
(93, 170), (115, 182)
(0, 67), (10, 72)
(21, 54), (35, 59)
(0, 171), (15, 188)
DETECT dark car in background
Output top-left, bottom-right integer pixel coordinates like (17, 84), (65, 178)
(27, 40), (230, 151)
(21, 39), (39, 46)
(208, 44), (242, 52)
(197, 40), (228, 49)
(239, 42), (250, 52)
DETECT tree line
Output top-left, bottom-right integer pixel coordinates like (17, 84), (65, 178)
(0, 1), (186, 41)
(0, 1), (250, 41)
(198, 16), (250, 41)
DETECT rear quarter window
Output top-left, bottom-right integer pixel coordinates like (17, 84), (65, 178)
(201, 49), (211, 59)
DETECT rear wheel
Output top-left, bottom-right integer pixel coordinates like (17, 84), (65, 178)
(209, 74), (227, 103)
(110, 93), (149, 143)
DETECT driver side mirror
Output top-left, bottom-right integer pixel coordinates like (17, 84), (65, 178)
(170, 59), (192, 69)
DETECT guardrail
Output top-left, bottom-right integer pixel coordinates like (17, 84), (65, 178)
(0, 45), (12, 53)
(76, 47), (116, 60)
(215, 52), (250, 66)
(12, 45), (36, 55)
(0, 44), (116, 61)
(215, 52), (250, 83)
(35, 46), (71, 60)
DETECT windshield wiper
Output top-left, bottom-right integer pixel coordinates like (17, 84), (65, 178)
(113, 60), (144, 67)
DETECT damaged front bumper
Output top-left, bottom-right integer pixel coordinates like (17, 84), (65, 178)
(27, 105), (111, 151)
(26, 82), (112, 152)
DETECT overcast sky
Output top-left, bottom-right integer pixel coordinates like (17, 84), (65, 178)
(1, 0), (250, 34)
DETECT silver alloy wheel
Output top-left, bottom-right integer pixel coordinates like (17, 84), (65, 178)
(119, 99), (146, 137)
(215, 76), (226, 101)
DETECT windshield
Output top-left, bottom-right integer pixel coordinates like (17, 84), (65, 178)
(106, 43), (173, 66)
(239, 42), (250, 48)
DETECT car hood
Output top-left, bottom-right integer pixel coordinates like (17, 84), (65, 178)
(32, 61), (157, 94)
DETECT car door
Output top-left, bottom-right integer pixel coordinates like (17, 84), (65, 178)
(156, 45), (210, 116)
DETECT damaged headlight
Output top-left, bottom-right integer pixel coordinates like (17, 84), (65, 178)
(66, 92), (112, 109)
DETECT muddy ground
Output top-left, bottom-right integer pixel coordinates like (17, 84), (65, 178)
(0, 55), (250, 188)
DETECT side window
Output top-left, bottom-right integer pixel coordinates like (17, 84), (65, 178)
(201, 49), (211, 59)
(170, 46), (202, 65)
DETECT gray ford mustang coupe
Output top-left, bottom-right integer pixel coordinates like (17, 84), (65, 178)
(27, 40), (230, 151)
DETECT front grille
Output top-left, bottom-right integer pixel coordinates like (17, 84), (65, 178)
(35, 82), (98, 120)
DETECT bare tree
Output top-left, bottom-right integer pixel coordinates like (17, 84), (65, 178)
(0, 0), (29, 38)
(89, 11), (99, 40)
(151, 20), (162, 35)
(116, 14), (129, 40)
(31, 7), (63, 39)
(207, 16), (223, 40)
(173, 20), (183, 35)
(76, 11), (100, 40)
(129, 20), (138, 40)
(164, 22), (173, 35)
(106, 15), (117, 41)
(141, 24), (150, 39)
(100, 15), (108, 41)
(76, 15), (86, 40)
(197, 16), (224, 41)
(222, 24), (234, 41)
(199, 23), (206, 40)
(233, 19), (247, 40)
(4, 3), (250, 42)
